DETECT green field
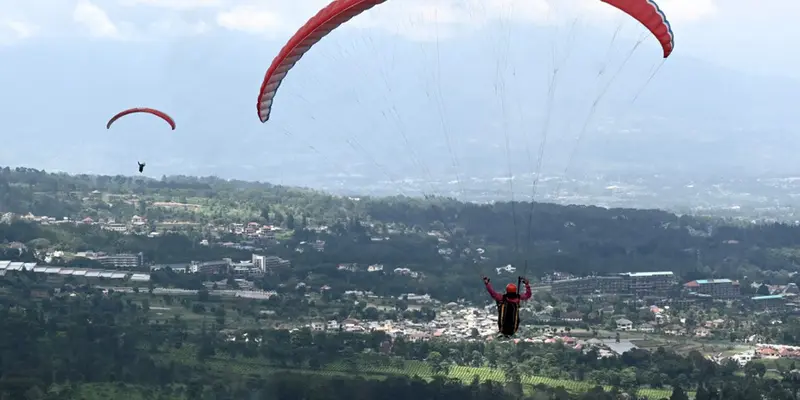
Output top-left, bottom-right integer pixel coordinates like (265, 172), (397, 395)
(162, 347), (677, 399)
(48, 383), (185, 400)
(324, 360), (675, 399)
(137, 293), (345, 332)
(753, 357), (794, 379)
(754, 357), (795, 370)
(631, 337), (749, 357)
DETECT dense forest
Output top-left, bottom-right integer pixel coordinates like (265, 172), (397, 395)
(4, 167), (800, 398)
(3, 166), (800, 285)
(0, 280), (794, 400)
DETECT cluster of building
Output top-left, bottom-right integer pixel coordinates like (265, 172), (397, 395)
(550, 271), (677, 297)
(100, 286), (279, 300)
(755, 344), (800, 359)
(74, 251), (144, 269)
(152, 253), (292, 276)
(2, 212), (76, 226)
(551, 271), (800, 311)
(684, 279), (800, 310)
(1, 210), (160, 236)
(282, 306), (635, 359)
(2, 207), (302, 245)
(335, 263), (423, 278)
(683, 279), (740, 298)
(0, 260), (150, 282)
(724, 344), (800, 367)
(227, 222), (279, 239)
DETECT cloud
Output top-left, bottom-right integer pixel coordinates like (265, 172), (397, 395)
(0, 0), (59, 44)
(0, 20), (39, 44)
(0, 0), (719, 45)
(5, 21), (36, 38)
(215, 6), (289, 37)
(573, 0), (716, 24)
(209, 0), (552, 39)
(73, 0), (120, 38)
(655, 0), (717, 22)
(119, 0), (224, 9)
(344, 0), (553, 40)
(146, 18), (210, 36)
(207, 0), (556, 42)
(208, 0), (716, 43)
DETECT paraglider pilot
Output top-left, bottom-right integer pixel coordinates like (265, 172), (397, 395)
(483, 275), (531, 338)
(137, 162), (146, 173)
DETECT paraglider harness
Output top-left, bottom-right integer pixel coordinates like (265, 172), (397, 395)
(496, 276), (523, 338)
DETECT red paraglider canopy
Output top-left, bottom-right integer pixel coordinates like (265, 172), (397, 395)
(601, 0), (674, 58)
(106, 107), (176, 130)
(256, 0), (675, 122)
(256, 0), (387, 123)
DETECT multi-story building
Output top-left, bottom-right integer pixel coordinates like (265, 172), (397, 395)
(191, 259), (231, 274)
(684, 279), (740, 299)
(252, 254), (267, 271)
(551, 271), (677, 297)
(231, 260), (264, 278)
(311, 240), (325, 252)
(752, 294), (787, 312)
(623, 271), (677, 297)
(103, 223), (128, 233)
(264, 255), (290, 270)
(91, 252), (143, 269)
(251, 254), (290, 273)
(597, 276), (627, 293)
(551, 277), (598, 296)
(551, 275), (627, 296)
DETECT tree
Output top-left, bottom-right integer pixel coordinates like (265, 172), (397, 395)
(670, 386), (689, 400)
(260, 206), (271, 223)
(757, 284), (771, 296)
(619, 367), (637, 389)
(137, 199), (148, 217)
(25, 238), (50, 250)
(694, 385), (710, 400)
(427, 351), (444, 374)
(745, 362), (766, 378)
(214, 307), (226, 326)
(23, 385), (44, 400)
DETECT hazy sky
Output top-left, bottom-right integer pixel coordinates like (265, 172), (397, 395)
(1, 0), (799, 184)
(2, 0), (796, 77)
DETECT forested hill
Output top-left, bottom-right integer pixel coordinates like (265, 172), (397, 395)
(3, 166), (800, 283)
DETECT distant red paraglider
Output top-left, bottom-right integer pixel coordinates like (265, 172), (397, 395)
(106, 107), (176, 130)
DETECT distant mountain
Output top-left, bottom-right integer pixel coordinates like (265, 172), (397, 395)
(1, 23), (799, 187)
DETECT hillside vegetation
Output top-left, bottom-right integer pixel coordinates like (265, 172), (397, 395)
(2, 166), (800, 286)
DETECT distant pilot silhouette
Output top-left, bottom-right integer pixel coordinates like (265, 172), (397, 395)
(137, 162), (146, 173)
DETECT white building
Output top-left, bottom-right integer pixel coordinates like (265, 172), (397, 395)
(252, 254), (290, 272)
(86, 252), (143, 269)
(616, 318), (633, 331)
